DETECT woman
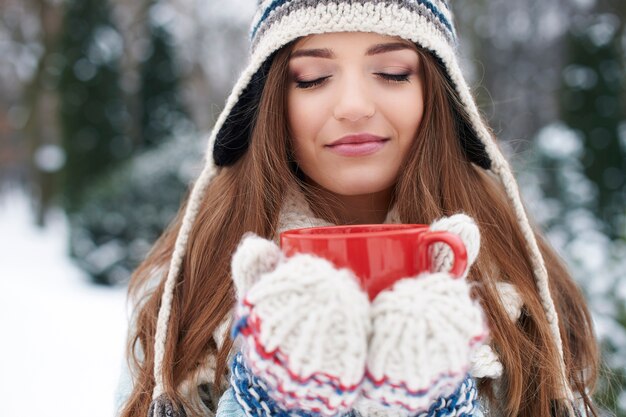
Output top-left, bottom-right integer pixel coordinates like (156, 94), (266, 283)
(118, 2), (599, 417)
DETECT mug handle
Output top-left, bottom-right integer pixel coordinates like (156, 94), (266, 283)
(418, 231), (468, 278)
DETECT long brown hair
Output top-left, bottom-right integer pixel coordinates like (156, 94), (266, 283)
(120, 40), (599, 417)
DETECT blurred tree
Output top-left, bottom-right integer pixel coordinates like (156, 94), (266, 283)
(21, 0), (64, 226)
(452, 0), (575, 148)
(453, 0), (626, 413)
(529, 119), (626, 415)
(68, 133), (201, 285)
(560, 13), (625, 240)
(137, 3), (190, 147)
(539, 2), (626, 414)
(58, 0), (129, 212)
(65, 0), (192, 285)
(0, 0), (65, 226)
(560, 8), (626, 416)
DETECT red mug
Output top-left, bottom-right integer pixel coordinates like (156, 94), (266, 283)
(280, 224), (467, 300)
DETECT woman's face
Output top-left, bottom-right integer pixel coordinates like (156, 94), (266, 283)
(287, 32), (424, 197)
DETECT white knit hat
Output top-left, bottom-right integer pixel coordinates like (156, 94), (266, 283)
(150, 0), (574, 410)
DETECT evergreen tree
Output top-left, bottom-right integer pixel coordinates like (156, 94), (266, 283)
(559, 18), (625, 240)
(65, 0), (193, 285)
(552, 13), (626, 415)
(69, 134), (200, 285)
(138, 5), (189, 148)
(58, 0), (129, 212)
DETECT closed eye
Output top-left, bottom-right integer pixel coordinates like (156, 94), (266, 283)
(295, 76), (331, 89)
(376, 73), (411, 83)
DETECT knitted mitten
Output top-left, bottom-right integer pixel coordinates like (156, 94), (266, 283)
(359, 214), (488, 416)
(428, 214), (481, 280)
(231, 234), (370, 417)
(355, 374), (480, 417)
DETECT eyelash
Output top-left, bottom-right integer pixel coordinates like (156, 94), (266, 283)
(379, 73), (411, 83)
(295, 73), (411, 89)
(295, 76), (329, 89)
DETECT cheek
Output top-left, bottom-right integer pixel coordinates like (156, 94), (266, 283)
(288, 93), (316, 141)
(288, 96), (315, 170)
(385, 87), (424, 139)
(288, 92), (330, 161)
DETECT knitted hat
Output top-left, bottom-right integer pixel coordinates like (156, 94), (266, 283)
(150, 0), (573, 410)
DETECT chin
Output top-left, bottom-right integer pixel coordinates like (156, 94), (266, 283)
(323, 178), (394, 197)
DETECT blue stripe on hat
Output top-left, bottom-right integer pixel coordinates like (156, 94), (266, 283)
(250, 0), (455, 41)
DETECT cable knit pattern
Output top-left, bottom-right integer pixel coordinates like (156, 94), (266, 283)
(362, 272), (487, 416)
(227, 191), (503, 417)
(416, 376), (479, 417)
(469, 344), (503, 379)
(232, 233), (287, 298)
(359, 214), (487, 416)
(229, 352), (359, 417)
(231, 234), (370, 416)
(495, 282), (524, 322)
(245, 188), (505, 415)
(231, 351), (480, 417)
(275, 186), (334, 242)
(250, 0), (457, 51)
(230, 351), (316, 417)
(429, 214), (480, 279)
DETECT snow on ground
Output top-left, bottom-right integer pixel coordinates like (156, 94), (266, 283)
(0, 189), (128, 417)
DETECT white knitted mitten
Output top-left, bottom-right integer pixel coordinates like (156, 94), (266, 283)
(429, 213), (481, 279)
(359, 214), (488, 416)
(231, 233), (370, 416)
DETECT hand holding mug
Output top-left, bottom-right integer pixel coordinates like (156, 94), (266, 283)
(358, 213), (487, 416)
(230, 234), (370, 416)
(230, 214), (488, 417)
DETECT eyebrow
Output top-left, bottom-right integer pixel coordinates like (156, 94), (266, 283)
(290, 42), (414, 59)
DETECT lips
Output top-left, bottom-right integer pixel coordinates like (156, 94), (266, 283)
(325, 133), (389, 157)
(326, 133), (388, 146)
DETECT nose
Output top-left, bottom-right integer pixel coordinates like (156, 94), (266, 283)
(332, 73), (376, 122)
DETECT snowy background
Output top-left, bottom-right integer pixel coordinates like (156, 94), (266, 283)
(0, 189), (128, 417)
